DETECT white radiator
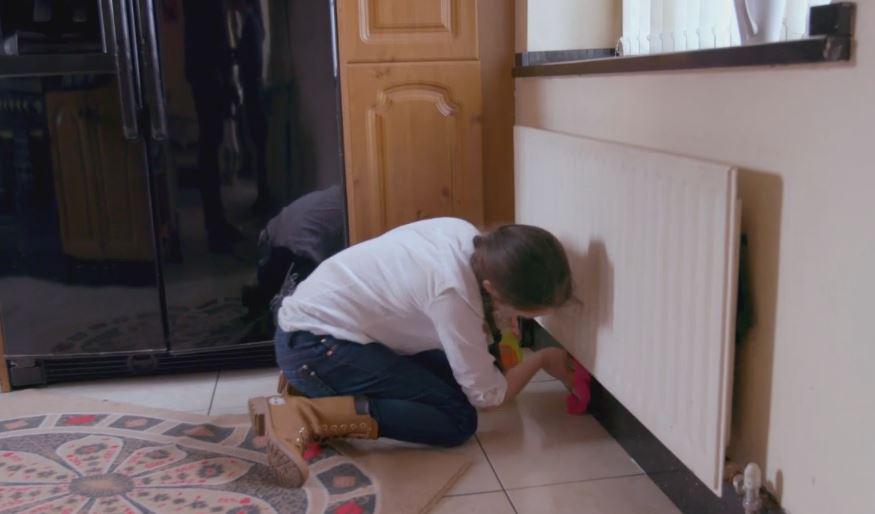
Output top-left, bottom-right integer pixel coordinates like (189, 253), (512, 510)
(515, 126), (740, 495)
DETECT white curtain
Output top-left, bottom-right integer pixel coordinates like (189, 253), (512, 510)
(620, 0), (832, 55)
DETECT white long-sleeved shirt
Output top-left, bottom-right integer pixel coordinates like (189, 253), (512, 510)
(277, 217), (507, 408)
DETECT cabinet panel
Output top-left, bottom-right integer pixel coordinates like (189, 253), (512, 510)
(344, 62), (483, 242)
(90, 89), (153, 261)
(45, 90), (103, 260)
(338, 0), (478, 62)
(46, 88), (153, 262)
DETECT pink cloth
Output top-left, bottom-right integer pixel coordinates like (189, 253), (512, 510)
(566, 358), (592, 415)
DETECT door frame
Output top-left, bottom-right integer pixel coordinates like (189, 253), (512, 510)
(329, 0), (352, 248)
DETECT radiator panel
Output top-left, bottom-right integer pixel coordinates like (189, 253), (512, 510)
(515, 126), (739, 494)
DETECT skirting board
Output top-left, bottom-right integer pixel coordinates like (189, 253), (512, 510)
(532, 320), (781, 513)
(531, 320), (779, 512)
(590, 378), (784, 514)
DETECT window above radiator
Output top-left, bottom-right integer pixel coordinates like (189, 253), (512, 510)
(514, 2), (855, 78)
(620, 0), (831, 56)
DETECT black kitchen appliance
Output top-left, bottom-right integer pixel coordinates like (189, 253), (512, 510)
(0, 0), (347, 387)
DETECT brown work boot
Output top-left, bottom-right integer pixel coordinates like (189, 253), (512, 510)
(248, 395), (378, 487)
(276, 372), (303, 397)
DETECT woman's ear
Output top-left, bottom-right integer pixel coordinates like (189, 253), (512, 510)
(482, 279), (498, 297)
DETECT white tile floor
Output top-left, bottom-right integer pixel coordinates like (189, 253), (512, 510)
(40, 368), (680, 514)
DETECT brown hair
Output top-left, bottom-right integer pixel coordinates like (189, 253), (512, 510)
(471, 224), (572, 341)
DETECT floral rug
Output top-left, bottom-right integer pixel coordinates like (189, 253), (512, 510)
(0, 391), (468, 514)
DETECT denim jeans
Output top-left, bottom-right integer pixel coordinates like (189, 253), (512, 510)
(274, 329), (477, 447)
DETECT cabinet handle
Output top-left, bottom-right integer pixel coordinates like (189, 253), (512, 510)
(135, 0), (168, 140)
(329, 0), (339, 80)
(104, 0), (140, 139)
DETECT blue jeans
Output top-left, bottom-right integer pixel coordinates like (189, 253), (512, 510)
(274, 329), (477, 447)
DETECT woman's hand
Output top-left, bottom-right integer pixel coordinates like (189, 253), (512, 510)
(538, 347), (574, 389)
(499, 346), (575, 408)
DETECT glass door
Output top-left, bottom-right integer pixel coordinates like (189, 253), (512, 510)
(150, 0), (348, 352)
(0, 0), (165, 364)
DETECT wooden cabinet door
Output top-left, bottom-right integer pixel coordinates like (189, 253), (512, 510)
(46, 90), (104, 260)
(89, 88), (153, 261)
(337, 0), (478, 63)
(343, 62), (483, 242)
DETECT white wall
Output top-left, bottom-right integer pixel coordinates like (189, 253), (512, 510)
(516, 4), (875, 514)
(521, 0), (621, 51)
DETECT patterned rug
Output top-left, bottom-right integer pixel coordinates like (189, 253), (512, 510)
(0, 391), (469, 514)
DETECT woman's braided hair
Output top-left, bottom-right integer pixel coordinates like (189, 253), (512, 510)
(470, 224), (573, 345)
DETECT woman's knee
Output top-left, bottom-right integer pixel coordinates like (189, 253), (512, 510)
(440, 402), (478, 447)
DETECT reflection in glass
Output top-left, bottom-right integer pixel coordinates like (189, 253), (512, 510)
(156, 0), (346, 351)
(0, 0), (346, 363)
(0, 76), (164, 357)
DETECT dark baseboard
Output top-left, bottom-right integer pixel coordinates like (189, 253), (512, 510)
(588, 379), (784, 514)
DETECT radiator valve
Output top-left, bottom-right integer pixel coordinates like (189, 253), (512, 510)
(732, 463), (763, 514)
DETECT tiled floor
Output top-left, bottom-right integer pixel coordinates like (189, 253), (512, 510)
(39, 368), (680, 514)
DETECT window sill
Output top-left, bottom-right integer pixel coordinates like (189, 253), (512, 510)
(513, 36), (851, 78)
(513, 2), (855, 79)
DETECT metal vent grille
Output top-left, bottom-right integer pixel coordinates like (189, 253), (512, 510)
(35, 343), (277, 384)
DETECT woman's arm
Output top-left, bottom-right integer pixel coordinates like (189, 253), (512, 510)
(499, 347), (574, 407)
(425, 292), (573, 410)
(426, 292), (512, 408)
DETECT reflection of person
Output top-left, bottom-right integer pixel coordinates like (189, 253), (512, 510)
(231, 0), (270, 213)
(248, 218), (576, 488)
(241, 185), (345, 314)
(182, 0), (241, 252)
